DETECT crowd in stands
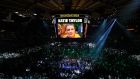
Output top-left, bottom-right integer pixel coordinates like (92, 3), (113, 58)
(0, 44), (140, 79)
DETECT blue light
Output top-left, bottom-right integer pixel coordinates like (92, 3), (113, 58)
(95, 19), (116, 54)
(89, 19), (116, 58)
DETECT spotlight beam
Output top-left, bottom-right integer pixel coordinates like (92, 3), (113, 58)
(89, 19), (116, 58)
(94, 19), (107, 43)
(96, 19), (116, 54)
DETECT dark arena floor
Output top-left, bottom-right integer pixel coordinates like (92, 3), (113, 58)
(0, 0), (140, 79)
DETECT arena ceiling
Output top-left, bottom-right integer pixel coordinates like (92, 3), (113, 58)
(0, 0), (132, 17)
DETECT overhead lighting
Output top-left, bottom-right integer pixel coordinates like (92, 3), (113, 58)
(26, 68), (30, 72)
(21, 15), (26, 18)
(14, 12), (19, 14)
(33, 13), (37, 16)
(19, 14), (23, 16)
(127, 28), (135, 31)
(0, 30), (6, 32)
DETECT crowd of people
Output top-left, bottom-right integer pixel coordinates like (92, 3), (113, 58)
(0, 43), (140, 79)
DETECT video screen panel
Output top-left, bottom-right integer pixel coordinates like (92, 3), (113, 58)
(57, 23), (83, 38)
(52, 14), (89, 39)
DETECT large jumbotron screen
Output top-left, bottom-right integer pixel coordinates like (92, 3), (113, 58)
(57, 23), (83, 38)
(52, 14), (89, 39)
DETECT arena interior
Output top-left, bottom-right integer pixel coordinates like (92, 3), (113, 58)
(0, 0), (140, 79)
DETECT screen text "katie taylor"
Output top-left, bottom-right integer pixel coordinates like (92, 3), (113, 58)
(58, 19), (82, 23)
